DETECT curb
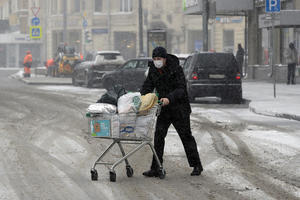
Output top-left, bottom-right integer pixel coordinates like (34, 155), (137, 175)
(249, 103), (300, 122)
(19, 77), (72, 85)
(20, 78), (72, 85)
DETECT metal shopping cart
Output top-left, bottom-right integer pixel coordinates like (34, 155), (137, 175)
(86, 105), (166, 182)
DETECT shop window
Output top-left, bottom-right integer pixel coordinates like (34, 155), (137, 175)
(120, 0), (132, 12)
(51, 0), (57, 15)
(95, 0), (103, 12)
(223, 30), (234, 53)
(73, 0), (81, 13)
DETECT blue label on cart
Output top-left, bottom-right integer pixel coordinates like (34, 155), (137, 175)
(91, 119), (110, 137)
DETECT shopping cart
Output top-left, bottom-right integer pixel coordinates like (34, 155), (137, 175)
(86, 104), (166, 182)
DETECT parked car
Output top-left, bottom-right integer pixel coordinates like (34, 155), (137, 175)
(102, 57), (152, 91)
(183, 52), (242, 103)
(72, 51), (125, 87)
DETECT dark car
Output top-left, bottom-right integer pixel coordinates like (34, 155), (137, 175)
(72, 51), (125, 87)
(102, 57), (152, 91)
(183, 52), (242, 103)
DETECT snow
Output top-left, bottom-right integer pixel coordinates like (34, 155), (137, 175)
(12, 80), (300, 199)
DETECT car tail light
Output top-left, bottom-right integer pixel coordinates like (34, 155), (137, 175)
(191, 72), (198, 80)
(236, 73), (241, 80)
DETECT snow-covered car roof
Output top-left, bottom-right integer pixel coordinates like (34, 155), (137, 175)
(96, 51), (121, 55)
(174, 54), (190, 59)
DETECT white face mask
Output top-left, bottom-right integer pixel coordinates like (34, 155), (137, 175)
(153, 60), (163, 69)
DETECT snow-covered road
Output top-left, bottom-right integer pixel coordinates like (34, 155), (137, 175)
(0, 71), (299, 200)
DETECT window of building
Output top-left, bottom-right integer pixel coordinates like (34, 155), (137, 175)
(94, 0), (103, 12)
(51, 0), (57, 15)
(18, 0), (28, 10)
(73, 0), (81, 13)
(9, 0), (12, 14)
(120, 0), (132, 12)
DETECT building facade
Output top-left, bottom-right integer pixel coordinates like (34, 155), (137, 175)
(0, 0), (245, 67)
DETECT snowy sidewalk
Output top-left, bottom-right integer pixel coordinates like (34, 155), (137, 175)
(243, 81), (300, 121)
(10, 70), (72, 85)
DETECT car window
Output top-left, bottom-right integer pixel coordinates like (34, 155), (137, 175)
(85, 53), (94, 61)
(183, 56), (192, 75)
(122, 60), (138, 69)
(99, 53), (120, 60)
(137, 60), (149, 68)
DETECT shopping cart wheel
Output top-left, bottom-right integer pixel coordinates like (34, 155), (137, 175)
(91, 169), (98, 181)
(126, 166), (134, 177)
(109, 171), (116, 182)
(158, 168), (166, 179)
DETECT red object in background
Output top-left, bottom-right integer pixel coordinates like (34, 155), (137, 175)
(24, 66), (31, 74)
(46, 58), (55, 68)
(264, 48), (269, 65)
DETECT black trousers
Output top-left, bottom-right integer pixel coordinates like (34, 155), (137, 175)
(287, 63), (296, 84)
(150, 111), (202, 170)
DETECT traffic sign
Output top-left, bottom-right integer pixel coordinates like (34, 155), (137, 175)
(31, 17), (40, 26)
(266, 0), (280, 13)
(83, 19), (88, 28)
(31, 7), (40, 16)
(30, 26), (42, 39)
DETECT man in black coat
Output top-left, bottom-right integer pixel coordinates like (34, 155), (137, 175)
(141, 46), (203, 177)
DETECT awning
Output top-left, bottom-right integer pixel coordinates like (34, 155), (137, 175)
(183, 0), (253, 16)
(259, 10), (300, 28)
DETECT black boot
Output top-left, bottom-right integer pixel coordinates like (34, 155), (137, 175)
(191, 166), (203, 176)
(142, 169), (159, 177)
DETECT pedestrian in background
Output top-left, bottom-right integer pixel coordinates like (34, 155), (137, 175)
(285, 42), (298, 85)
(46, 58), (55, 77)
(23, 51), (32, 78)
(141, 46), (203, 177)
(236, 43), (245, 75)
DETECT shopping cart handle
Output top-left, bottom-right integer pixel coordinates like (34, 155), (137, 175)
(158, 100), (163, 106)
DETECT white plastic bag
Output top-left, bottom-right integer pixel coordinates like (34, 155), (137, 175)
(117, 92), (141, 114)
(87, 103), (117, 114)
(135, 114), (152, 138)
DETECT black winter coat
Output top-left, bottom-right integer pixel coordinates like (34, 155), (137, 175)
(140, 54), (191, 117)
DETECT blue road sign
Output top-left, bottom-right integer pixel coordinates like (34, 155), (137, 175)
(31, 17), (40, 26)
(83, 19), (88, 28)
(30, 26), (42, 39)
(266, 0), (280, 13)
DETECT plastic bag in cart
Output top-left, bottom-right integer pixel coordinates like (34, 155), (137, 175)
(117, 92), (141, 114)
(97, 84), (127, 106)
(86, 103), (117, 114)
(119, 113), (137, 138)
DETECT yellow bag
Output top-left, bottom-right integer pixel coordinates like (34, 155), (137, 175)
(139, 93), (158, 112)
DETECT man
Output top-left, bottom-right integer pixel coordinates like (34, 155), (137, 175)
(23, 51), (32, 78)
(140, 46), (203, 177)
(285, 42), (298, 85)
(46, 58), (55, 77)
(236, 43), (245, 75)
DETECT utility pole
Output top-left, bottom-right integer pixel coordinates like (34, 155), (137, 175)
(63, 0), (67, 42)
(107, 0), (111, 50)
(202, 0), (209, 51)
(244, 12), (248, 77)
(138, 0), (143, 56)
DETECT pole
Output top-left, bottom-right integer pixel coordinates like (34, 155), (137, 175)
(107, 0), (111, 50)
(138, 0), (143, 56)
(63, 0), (67, 42)
(244, 12), (248, 77)
(271, 13), (276, 98)
(202, 0), (209, 51)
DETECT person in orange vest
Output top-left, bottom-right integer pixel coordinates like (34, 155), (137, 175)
(23, 51), (32, 78)
(46, 58), (55, 76)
